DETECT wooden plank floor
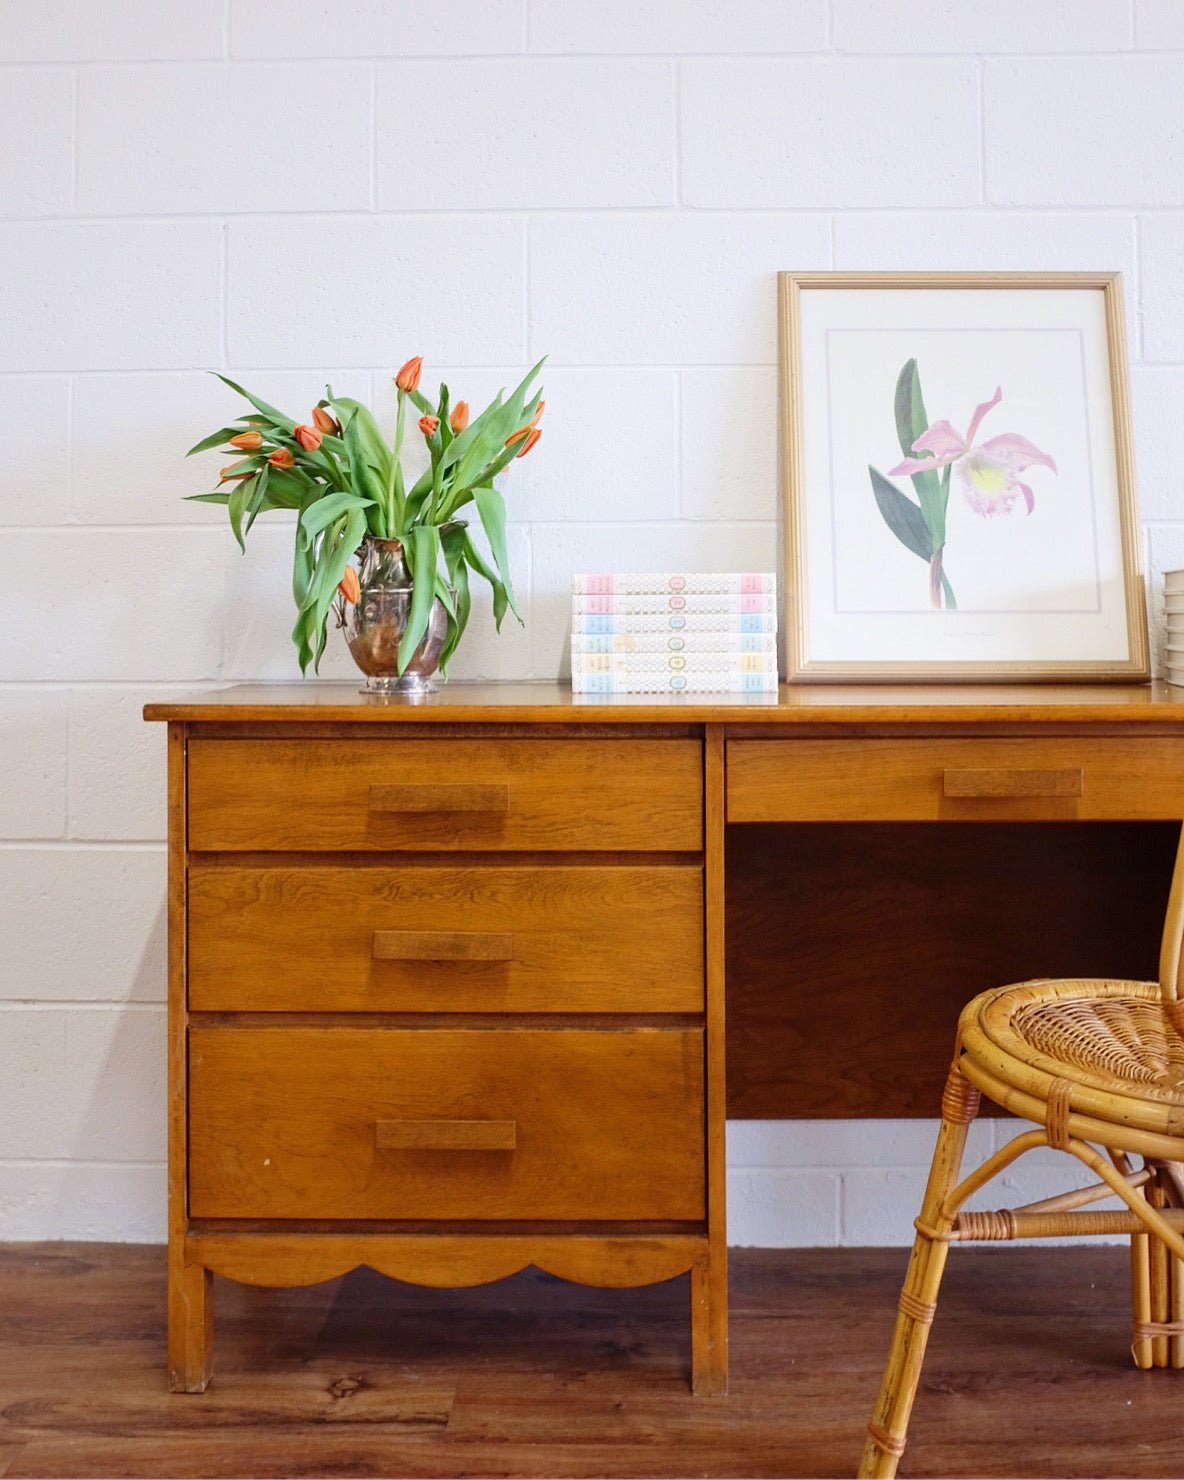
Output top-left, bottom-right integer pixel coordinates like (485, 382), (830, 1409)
(0, 1243), (1180, 1478)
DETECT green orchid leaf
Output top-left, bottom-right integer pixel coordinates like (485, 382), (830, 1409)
(399, 524), (441, 674)
(893, 358), (946, 546)
(869, 466), (932, 561)
(214, 374), (297, 433)
(472, 484), (520, 621)
(941, 570), (957, 609)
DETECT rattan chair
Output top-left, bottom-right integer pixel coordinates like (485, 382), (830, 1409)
(859, 825), (1184, 1479)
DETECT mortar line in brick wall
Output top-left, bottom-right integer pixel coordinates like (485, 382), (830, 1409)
(1132, 215), (1144, 359)
(522, 216), (531, 358)
(674, 370), (684, 515)
(672, 59), (682, 206)
(63, 373), (76, 519)
(368, 63), (377, 211)
(222, 0), (231, 59)
(976, 56), (986, 206)
(2, 205), (1160, 225)
(68, 67), (79, 211)
(0, 1003), (164, 1013)
(0, 840), (166, 852)
(219, 219), (229, 368)
(0, 1157), (166, 1167)
(825, 0), (835, 51)
(4, 51), (1180, 68)
(1130, 0), (1138, 49)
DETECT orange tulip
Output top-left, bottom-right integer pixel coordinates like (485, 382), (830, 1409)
(505, 427), (530, 450)
(337, 566), (361, 605)
(419, 415), (439, 436)
(396, 356), (423, 393)
(229, 430), (263, 451)
(219, 466), (253, 482)
(311, 406), (340, 436)
(449, 401), (470, 433)
(269, 447), (295, 469)
(528, 399), (545, 429)
(293, 424), (322, 452)
(516, 427), (541, 458)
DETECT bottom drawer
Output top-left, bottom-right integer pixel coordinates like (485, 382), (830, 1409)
(188, 1026), (705, 1221)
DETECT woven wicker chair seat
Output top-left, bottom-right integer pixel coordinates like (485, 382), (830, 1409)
(959, 978), (1184, 1139)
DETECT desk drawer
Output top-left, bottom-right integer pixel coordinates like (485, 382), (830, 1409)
(188, 863), (705, 1013)
(188, 1026), (705, 1221)
(188, 738), (702, 852)
(728, 737), (1184, 822)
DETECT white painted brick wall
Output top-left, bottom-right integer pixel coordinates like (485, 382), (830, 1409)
(2, 0), (1180, 1246)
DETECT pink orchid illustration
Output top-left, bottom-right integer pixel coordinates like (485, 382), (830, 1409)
(889, 387), (1057, 518)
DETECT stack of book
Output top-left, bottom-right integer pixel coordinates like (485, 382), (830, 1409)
(1166, 570), (1184, 686)
(571, 573), (778, 694)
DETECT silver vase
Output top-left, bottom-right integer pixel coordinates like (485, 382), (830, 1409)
(337, 537), (451, 695)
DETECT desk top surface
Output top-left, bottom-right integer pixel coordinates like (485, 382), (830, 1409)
(146, 680), (1184, 727)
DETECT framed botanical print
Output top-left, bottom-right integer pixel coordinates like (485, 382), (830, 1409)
(779, 271), (1149, 682)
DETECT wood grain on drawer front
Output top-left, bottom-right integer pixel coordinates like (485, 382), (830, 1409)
(188, 863), (705, 1013)
(188, 1027), (705, 1221)
(727, 737), (1184, 822)
(188, 738), (702, 851)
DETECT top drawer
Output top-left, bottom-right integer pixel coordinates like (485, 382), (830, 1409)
(188, 737), (703, 851)
(728, 736), (1184, 822)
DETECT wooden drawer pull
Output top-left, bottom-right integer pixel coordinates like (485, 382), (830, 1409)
(372, 930), (514, 962)
(943, 767), (1084, 798)
(375, 1119), (517, 1151)
(368, 782), (510, 814)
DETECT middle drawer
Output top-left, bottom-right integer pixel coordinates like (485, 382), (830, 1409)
(188, 863), (705, 1013)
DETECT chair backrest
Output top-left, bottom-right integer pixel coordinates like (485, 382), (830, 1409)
(1157, 821), (1184, 1002)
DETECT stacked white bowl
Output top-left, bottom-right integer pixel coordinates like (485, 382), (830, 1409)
(1165, 570), (1184, 685)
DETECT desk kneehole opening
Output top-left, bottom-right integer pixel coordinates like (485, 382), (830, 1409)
(942, 767), (1084, 799)
(375, 1119), (518, 1152)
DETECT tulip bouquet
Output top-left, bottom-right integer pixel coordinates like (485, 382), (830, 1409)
(188, 356), (544, 674)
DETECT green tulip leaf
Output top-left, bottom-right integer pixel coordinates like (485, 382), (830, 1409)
(472, 484), (520, 621)
(398, 524), (441, 675)
(215, 374), (297, 434)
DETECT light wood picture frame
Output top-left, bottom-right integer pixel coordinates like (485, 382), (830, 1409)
(779, 271), (1149, 683)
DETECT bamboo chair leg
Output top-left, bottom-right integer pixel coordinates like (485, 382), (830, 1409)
(1149, 1177), (1170, 1369)
(859, 1061), (980, 1480)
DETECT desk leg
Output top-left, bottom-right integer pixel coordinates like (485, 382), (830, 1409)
(696, 724), (729, 1396)
(691, 1254), (728, 1394)
(169, 1250), (213, 1393)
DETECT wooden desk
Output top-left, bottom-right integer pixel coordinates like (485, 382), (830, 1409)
(146, 681), (1184, 1397)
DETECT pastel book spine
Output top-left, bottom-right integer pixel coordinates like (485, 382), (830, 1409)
(571, 593), (776, 615)
(572, 631), (777, 655)
(573, 612), (776, 635)
(574, 652), (777, 675)
(572, 671), (779, 694)
(572, 573), (776, 597)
